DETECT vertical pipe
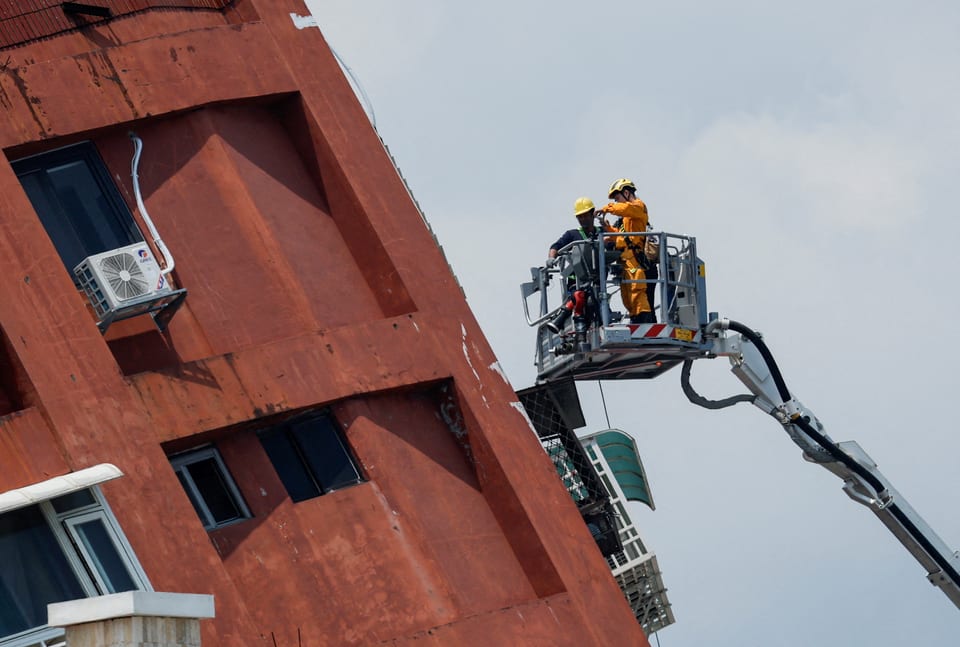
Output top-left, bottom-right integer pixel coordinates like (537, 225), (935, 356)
(129, 132), (175, 276)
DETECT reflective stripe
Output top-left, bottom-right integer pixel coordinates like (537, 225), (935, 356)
(621, 323), (701, 342)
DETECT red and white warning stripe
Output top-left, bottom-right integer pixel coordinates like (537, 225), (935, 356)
(623, 323), (700, 342)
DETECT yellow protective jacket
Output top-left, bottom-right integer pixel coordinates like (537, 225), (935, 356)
(602, 199), (652, 315)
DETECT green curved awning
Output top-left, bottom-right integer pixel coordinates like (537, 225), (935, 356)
(594, 430), (655, 510)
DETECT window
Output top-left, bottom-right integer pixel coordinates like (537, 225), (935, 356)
(258, 411), (363, 502)
(0, 487), (150, 647)
(11, 142), (142, 274)
(170, 447), (251, 530)
(585, 444), (598, 461)
(600, 473), (616, 499)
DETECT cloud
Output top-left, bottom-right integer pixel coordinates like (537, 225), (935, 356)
(673, 113), (923, 234)
(305, 0), (448, 90)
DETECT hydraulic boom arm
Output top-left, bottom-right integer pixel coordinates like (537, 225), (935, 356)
(688, 318), (960, 609)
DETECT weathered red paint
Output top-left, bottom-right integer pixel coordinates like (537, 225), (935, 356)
(0, 2), (650, 645)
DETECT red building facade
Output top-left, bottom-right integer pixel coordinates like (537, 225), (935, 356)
(0, 2), (649, 645)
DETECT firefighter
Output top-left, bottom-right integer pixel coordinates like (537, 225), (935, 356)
(545, 197), (613, 334)
(547, 197), (609, 261)
(599, 178), (659, 324)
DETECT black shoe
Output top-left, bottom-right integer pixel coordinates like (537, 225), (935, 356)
(546, 309), (569, 334)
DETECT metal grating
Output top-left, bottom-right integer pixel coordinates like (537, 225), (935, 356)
(614, 556), (675, 636)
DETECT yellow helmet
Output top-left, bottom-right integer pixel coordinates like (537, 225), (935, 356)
(573, 196), (595, 217)
(608, 178), (637, 198)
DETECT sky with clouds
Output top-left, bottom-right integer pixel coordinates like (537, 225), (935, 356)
(306, 2), (959, 644)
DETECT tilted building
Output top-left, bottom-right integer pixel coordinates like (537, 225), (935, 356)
(0, 2), (650, 646)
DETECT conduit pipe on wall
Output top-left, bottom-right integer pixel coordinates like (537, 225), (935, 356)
(129, 132), (175, 276)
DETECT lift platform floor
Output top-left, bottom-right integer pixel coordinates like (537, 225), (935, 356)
(537, 322), (711, 383)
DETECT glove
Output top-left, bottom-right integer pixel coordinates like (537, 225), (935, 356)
(545, 257), (557, 268)
(644, 238), (659, 261)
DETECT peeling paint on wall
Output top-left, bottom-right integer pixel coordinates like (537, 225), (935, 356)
(289, 13), (318, 30)
(509, 401), (539, 436)
(488, 361), (509, 385)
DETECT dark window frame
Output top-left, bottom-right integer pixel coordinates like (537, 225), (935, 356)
(169, 446), (252, 530)
(258, 410), (364, 503)
(11, 141), (143, 276)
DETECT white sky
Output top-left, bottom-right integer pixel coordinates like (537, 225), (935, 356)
(306, 2), (959, 644)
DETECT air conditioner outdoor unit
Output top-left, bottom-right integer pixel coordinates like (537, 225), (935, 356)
(74, 242), (177, 329)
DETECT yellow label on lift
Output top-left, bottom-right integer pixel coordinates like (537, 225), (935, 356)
(675, 328), (694, 341)
(699, 263), (706, 277)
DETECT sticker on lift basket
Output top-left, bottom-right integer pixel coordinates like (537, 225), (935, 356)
(675, 328), (694, 342)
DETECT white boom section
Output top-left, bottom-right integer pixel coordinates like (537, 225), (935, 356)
(708, 321), (960, 610)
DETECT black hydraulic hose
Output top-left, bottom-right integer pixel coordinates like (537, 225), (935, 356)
(795, 414), (960, 587)
(681, 360), (756, 410)
(725, 319), (886, 492)
(792, 416), (886, 494)
(891, 500), (960, 588)
(730, 319), (960, 588)
(725, 320), (791, 403)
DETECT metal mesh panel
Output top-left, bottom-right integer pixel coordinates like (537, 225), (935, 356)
(516, 378), (585, 436)
(516, 381), (621, 556)
(516, 380), (604, 502)
(537, 431), (608, 504)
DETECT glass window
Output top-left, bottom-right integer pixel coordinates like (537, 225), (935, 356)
(0, 505), (85, 638)
(170, 447), (251, 530)
(600, 473), (616, 498)
(259, 411), (363, 503)
(290, 418), (361, 491)
(63, 514), (137, 594)
(0, 487), (149, 646)
(49, 489), (96, 514)
(11, 142), (142, 274)
(259, 428), (319, 502)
